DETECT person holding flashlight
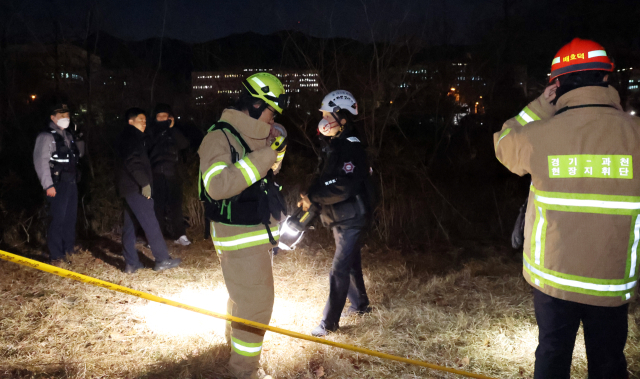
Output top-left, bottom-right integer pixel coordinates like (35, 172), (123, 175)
(299, 90), (373, 337)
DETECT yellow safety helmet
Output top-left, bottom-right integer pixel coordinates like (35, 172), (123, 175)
(242, 73), (290, 114)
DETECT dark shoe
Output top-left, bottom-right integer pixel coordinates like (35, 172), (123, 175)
(341, 306), (372, 318)
(124, 263), (144, 274)
(311, 323), (338, 337)
(153, 258), (181, 272)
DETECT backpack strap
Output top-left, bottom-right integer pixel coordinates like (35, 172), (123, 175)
(210, 121), (252, 155)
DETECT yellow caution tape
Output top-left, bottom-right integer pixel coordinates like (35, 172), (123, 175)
(0, 249), (497, 379)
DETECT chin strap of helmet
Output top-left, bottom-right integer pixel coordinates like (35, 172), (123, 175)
(330, 111), (346, 137)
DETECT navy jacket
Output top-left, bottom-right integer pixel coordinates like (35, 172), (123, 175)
(308, 129), (371, 228)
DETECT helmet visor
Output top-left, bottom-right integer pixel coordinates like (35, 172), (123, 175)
(264, 93), (290, 112)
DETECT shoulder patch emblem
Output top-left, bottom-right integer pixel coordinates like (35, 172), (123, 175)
(346, 137), (360, 143)
(343, 162), (355, 174)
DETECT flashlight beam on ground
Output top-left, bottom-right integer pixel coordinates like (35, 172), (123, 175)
(0, 249), (497, 379)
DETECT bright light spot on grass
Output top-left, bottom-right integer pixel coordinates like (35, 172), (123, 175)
(135, 287), (229, 337)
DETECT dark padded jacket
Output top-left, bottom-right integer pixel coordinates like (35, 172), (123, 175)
(148, 121), (190, 176)
(116, 125), (153, 198)
(308, 129), (371, 228)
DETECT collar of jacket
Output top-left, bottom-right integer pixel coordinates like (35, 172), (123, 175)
(48, 120), (66, 134)
(219, 109), (271, 142)
(125, 123), (148, 139)
(555, 85), (623, 112)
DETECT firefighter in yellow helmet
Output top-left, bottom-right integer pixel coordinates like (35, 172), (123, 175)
(198, 73), (289, 379)
(494, 38), (638, 378)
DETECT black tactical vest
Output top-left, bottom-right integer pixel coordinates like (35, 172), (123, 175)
(46, 127), (80, 184)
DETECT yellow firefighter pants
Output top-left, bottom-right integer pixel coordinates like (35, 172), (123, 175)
(216, 232), (275, 379)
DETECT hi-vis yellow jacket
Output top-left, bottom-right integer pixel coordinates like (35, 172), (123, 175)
(495, 85), (640, 307)
(198, 109), (278, 254)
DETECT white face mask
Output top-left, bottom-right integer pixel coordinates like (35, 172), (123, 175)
(56, 118), (70, 129)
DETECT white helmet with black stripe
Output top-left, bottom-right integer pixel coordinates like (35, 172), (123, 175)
(319, 90), (358, 116)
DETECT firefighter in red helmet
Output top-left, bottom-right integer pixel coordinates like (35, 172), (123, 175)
(495, 38), (637, 379)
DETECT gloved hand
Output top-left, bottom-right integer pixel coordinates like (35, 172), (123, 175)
(271, 136), (287, 151)
(141, 185), (152, 199)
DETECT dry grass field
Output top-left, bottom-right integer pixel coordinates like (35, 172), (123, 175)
(0, 232), (639, 379)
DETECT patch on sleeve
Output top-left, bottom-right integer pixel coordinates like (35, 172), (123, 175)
(342, 162), (355, 174)
(346, 137), (360, 143)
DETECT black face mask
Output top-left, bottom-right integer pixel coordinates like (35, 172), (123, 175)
(155, 119), (172, 132)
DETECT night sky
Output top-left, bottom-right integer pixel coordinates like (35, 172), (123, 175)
(3, 0), (503, 43)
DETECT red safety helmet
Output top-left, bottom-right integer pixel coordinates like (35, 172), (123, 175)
(549, 38), (614, 82)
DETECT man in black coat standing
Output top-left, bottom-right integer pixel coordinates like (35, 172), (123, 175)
(149, 103), (191, 246)
(116, 107), (181, 273)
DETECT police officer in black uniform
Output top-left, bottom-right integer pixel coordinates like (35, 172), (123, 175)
(299, 90), (373, 337)
(33, 103), (84, 266)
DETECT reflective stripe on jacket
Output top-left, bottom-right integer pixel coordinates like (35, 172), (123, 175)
(494, 85), (640, 307)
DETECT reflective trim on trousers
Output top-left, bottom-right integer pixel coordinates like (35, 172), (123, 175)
(231, 336), (262, 357)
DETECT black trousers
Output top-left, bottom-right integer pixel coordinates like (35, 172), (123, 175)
(122, 193), (170, 267)
(533, 288), (629, 379)
(152, 173), (186, 239)
(46, 180), (78, 261)
(321, 226), (370, 329)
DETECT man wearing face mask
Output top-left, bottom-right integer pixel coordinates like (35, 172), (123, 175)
(33, 103), (84, 266)
(149, 103), (191, 246)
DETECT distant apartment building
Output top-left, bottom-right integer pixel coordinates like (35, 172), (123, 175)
(191, 68), (320, 106)
(6, 44), (101, 105)
(622, 67), (640, 92)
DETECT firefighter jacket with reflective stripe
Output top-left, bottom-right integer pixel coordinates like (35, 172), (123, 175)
(198, 109), (278, 251)
(494, 85), (640, 307)
(308, 130), (371, 228)
(33, 122), (83, 190)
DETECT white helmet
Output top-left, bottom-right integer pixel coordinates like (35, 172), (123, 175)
(319, 90), (358, 116)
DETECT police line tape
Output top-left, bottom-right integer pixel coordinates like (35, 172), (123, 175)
(0, 249), (497, 379)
